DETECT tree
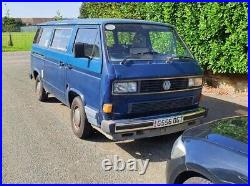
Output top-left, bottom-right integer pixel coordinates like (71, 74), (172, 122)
(79, 2), (248, 74)
(3, 3), (14, 46)
(54, 10), (63, 21)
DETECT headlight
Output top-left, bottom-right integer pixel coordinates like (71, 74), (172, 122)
(113, 81), (137, 94)
(171, 136), (186, 159)
(188, 77), (203, 87)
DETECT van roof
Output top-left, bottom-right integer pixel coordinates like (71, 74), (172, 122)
(38, 18), (174, 27)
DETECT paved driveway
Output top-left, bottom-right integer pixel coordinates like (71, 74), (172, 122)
(2, 52), (248, 183)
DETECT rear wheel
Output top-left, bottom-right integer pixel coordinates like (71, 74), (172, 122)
(183, 177), (212, 184)
(35, 75), (47, 102)
(71, 96), (93, 139)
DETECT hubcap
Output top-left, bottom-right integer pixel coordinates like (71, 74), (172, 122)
(73, 106), (81, 129)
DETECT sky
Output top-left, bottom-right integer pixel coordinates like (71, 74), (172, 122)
(2, 2), (82, 18)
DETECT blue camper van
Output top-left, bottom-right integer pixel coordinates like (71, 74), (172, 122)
(30, 19), (207, 141)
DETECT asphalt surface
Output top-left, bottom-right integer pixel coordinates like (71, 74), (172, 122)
(2, 52), (248, 183)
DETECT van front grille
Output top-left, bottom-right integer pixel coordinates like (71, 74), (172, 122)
(140, 78), (189, 93)
(129, 97), (194, 114)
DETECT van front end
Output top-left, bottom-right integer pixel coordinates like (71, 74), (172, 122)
(99, 76), (207, 141)
(95, 22), (208, 141)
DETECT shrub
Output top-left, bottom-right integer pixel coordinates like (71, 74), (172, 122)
(80, 2), (248, 74)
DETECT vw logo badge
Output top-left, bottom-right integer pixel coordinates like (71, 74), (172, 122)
(163, 80), (171, 90)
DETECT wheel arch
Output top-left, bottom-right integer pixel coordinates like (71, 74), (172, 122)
(33, 69), (39, 80)
(174, 170), (210, 184)
(174, 164), (216, 184)
(67, 88), (85, 107)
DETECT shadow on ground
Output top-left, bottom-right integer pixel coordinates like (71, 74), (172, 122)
(113, 95), (247, 162)
(48, 94), (248, 162)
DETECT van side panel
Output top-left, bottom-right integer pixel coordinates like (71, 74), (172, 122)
(31, 46), (46, 79)
(66, 25), (103, 126)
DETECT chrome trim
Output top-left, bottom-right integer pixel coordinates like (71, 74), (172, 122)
(114, 108), (206, 133)
(113, 87), (202, 95)
(112, 75), (203, 95)
(91, 125), (114, 140)
(31, 53), (45, 59)
(85, 106), (98, 126)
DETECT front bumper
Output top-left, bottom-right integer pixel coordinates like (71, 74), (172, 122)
(100, 107), (207, 141)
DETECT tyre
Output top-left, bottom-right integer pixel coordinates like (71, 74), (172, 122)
(35, 75), (48, 102)
(183, 177), (212, 184)
(71, 96), (93, 139)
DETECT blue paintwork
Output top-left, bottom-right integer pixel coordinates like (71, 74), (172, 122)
(31, 19), (204, 126)
(112, 60), (202, 79)
(167, 116), (248, 184)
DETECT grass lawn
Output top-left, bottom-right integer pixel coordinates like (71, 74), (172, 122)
(2, 32), (35, 52)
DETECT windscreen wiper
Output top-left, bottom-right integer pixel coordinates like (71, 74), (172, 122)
(177, 55), (194, 60)
(165, 55), (194, 63)
(120, 56), (134, 64)
(120, 51), (157, 64)
(138, 51), (158, 55)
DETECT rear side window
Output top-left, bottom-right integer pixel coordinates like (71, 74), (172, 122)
(51, 28), (72, 51)
(74, 28), (100, 58)
(33, 28), (42, 44)
(38, 27), (53, 47)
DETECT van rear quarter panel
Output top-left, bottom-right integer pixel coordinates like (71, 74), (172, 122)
(31, 46), (48, 80)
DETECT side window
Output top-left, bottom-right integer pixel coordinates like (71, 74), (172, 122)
(75, 28), (100, 58)
(33, 28), (42, 44)
(51, 28), (72, 51)
(38, 27), (52, 47)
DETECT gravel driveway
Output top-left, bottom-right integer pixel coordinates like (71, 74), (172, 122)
(2, 52), (248, 183)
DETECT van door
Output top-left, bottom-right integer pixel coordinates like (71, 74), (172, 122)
(44, 27), (72, 102)
(66, 25), (102, 125)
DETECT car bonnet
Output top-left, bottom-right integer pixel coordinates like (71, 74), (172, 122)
(182, 116), (248, 155)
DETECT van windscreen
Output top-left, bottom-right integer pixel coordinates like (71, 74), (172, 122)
(104, 24), (193, 62)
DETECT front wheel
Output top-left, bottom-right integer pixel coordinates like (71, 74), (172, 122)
(71, 96), (93, 139)
(35, 75), (48, 102)
(183, 177), (212, 184)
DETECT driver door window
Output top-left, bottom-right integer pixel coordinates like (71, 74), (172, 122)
(75, 29), (100, 59)
(72, 28), (102, 73)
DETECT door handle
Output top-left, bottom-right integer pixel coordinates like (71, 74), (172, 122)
(67, 64), (73, 69)
(59, 61), (65, 66)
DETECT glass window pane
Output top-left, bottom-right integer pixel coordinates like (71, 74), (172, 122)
(75, 28), (100, 58)
(105, 31), (114, 47)
(51, 29), (72, 51)
(149, 31), (174, 54)
(38, 27), (52, 47)
(104, 24), (193, 62)
(118, 32), (136, 45)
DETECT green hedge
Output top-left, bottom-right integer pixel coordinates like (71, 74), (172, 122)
(80, 2), (248, 74)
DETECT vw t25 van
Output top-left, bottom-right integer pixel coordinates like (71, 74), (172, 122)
(30, 19), (207, 141)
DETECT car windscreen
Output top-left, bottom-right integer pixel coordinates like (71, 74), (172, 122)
(104, 23), (193, 62)
(211, 116), (248, 144)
